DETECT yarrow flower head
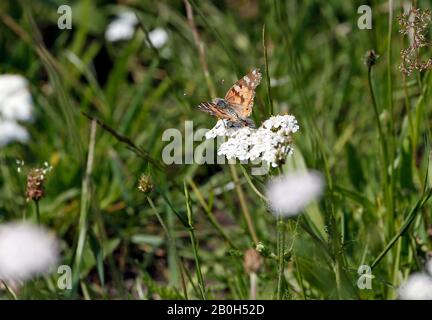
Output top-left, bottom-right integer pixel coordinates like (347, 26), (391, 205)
(0, 74), (33, 147)
(398, 259), (432, 300)
(0, 75), (33, 122)
(265, 170), (325, 217)
(205, 119), (245, 139)
(398, 274), (432, 300)
(105, 11), (138, 42)
(147, 28), (169, 49)
(261, 114), (299, 132)
(205, 114), (299, 168)
(218, 126), (254, 161)
(105, 11), (169, 49)
(0, 121), (29, 147)
(0, 222), (59, 282)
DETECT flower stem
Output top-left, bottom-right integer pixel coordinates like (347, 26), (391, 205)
(262, 24), (274, 116)
(34, 200), (40, 225)
(367, 66), (391, 216)
(277, 217), (286, 299)
(184, 0), (216, 99)
(240, 165), (268, 201)
(147, 196), (188, 299)
(249, 272), (258, 300)
(1, 280), (17, 300)
(367, 67), (386, 155)
(386, 0), (396, 240)
(229, 164), (259, 245)
(184, 182), (207, 299)
(72, 120), (97, 295)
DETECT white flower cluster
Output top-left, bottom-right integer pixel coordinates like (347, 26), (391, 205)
(398, 260), (432, 300)
(0, 75), (33, 147)
(147, 28), (169, 49)
(218, 127), (253, 161)
(205, 115), (299, 167)
(105, 11), (168, 48)
(105, 11), (138, 42)
(0, 222), (59, 282)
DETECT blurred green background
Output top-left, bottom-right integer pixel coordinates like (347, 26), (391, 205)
(0, 0), (432, 299)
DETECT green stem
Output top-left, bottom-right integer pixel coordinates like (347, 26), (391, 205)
(368, 66), (392, 227)
(371, 188), (432, 269)
(262, 24), (274, 116)
(184, 182), (207, 299)
(188, 228), (206, 299)
(249, 272), (258, 300)
(387, 0), (395, 142)
(72, 120), (97, 294)
(367, 67), (386, 162)
(147, 196), (188, 299)
(240, 165), (268, 201)
(277, 217), (286, 299)
(386, 0), (396, 239)
(229, 164), (259, 245)
(34, 200), (40, 225)
(184, 0), (216, 98)
(389, 237), (402, 298)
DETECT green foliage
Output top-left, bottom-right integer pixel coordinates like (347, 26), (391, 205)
(0, 0), (432, 300)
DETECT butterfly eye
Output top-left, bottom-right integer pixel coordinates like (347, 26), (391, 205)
(216, 100), (227, 108)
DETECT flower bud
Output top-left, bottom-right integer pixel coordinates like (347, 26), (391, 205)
(243, 248), (261, 274)
(138, 174), (153, 194)
(26, 168), (45, 202)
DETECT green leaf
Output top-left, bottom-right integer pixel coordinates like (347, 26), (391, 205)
(88, 228), (105, 287)
(131, 234), (164, 246)
(399, 138), (414, 190)
(346, 143), (366, 190)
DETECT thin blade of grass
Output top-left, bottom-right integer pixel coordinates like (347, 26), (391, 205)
(371, 188), (432, 269)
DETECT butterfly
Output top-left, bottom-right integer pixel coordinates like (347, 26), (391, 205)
(198, 68), (262, 127)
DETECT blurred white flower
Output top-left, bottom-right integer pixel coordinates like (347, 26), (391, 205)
(0, 222), (59, 281)
(105, 11), (138, 42)
(206, 115), (299, 167)
(266, 170), (325, 217)
(213, 181), (235, 195)
(398, 272), (432, 300)
(0, 74), (33, 122)
(147, 28), (168, 49)
(0, 120), (29, 147)
(427, 259), (432, 276)
(270, 75), (290, 87)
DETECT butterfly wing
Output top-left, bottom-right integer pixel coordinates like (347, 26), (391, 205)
(198, 102), (239, 122)
(224, 68), (262, 118)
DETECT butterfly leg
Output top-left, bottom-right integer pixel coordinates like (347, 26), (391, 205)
(222, 119), (227, 129)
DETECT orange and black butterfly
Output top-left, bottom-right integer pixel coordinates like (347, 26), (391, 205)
(198, 68), (262, 127)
